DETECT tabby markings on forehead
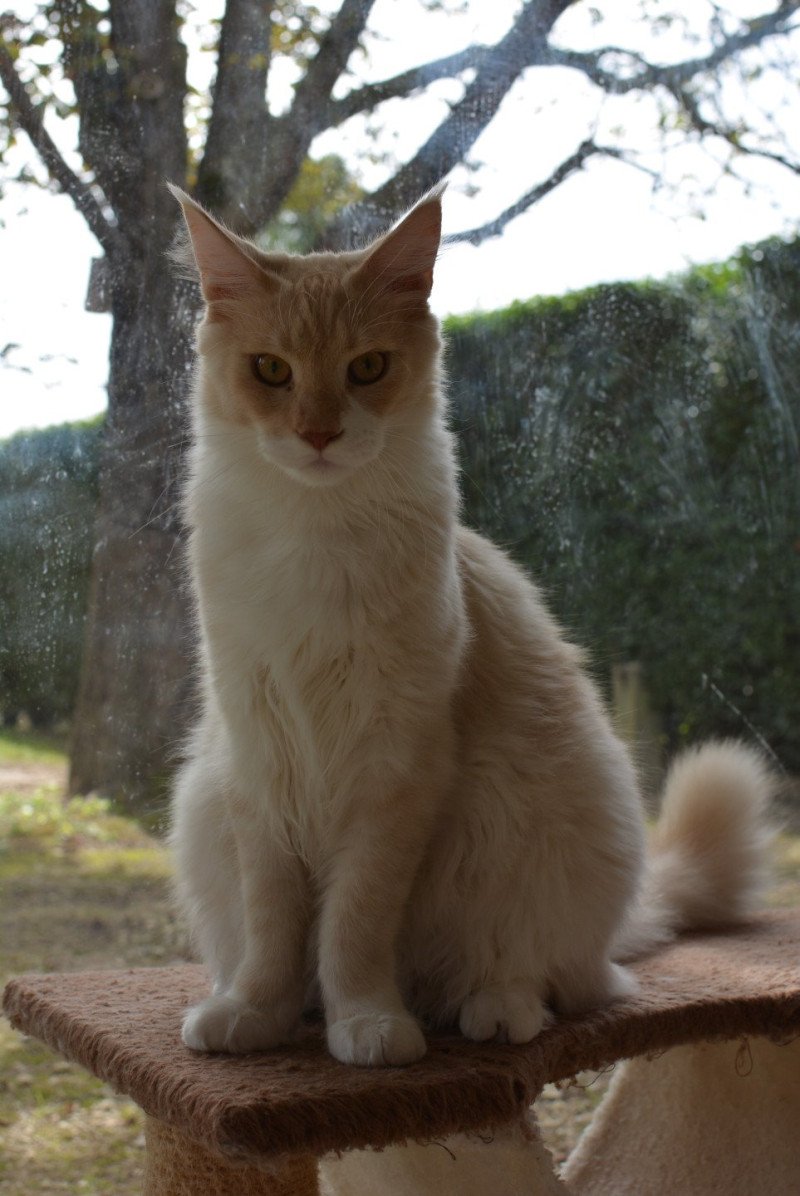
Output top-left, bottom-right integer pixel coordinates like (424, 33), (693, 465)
(272, 272), (357, 355)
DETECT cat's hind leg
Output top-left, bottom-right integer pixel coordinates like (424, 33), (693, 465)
(459, 978), (551, 1044)
(549, 956), (637, 1017)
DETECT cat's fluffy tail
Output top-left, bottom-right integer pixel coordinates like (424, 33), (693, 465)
(613, 740), (775, 962)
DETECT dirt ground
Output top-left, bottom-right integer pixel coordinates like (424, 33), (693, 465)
(0, 759), (68, 796)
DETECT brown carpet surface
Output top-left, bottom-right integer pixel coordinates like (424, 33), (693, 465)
(4, 910), (800, 1162)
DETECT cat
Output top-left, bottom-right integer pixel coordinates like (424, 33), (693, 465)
(168, 183), (772, 1067)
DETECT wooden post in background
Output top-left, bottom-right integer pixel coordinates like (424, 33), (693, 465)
(611, 661), (664, 813)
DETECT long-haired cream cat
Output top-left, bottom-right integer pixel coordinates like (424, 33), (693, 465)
(169, 184), (772, 1067)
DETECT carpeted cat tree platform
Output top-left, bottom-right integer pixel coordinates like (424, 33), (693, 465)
(4, 910), (800, 1195)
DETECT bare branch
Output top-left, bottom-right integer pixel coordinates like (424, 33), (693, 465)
(291, 0), (376, 127)
(448, 140), (625, 247)
(55, 0), (120, 201)
(0, 36), (121, 257)
(322, 0), (799, 250)
(244, 0), (378, 230)
(314, 0), (577, 248)
(325, 43), (493, 129)
(196, 0), (273, 224)
(551, 1), (800, 97)
(346, 0), (577, 234)
(723, 140), (800, 176)
(675, 83), (800, 175)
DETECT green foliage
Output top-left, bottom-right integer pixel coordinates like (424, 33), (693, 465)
(0, 726), (67, 764)
(270, 1), (326, 60)
(0, 789), (113, 852)
(0, 6), (80, 187)
(0, 418), (102, 725)
(260, 154), (364, 252)
(446, 236), (800, 772)
(0, 765), (175, 1196)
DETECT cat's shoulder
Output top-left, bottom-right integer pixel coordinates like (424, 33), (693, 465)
(455, 523), (524, 581)
(455, 523), (584, 661)
(454, 524), (539, 609)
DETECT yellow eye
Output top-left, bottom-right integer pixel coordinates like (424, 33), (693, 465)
(348, 351), (387, 385)
(254, 354), (292, 386)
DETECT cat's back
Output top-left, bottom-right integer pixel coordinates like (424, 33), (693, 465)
(453, 523), (597, 764)
(455, 524), (582, 667)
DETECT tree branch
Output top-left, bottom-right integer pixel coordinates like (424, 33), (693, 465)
(105, 0), (188, 241)
(196, 0), (273, 225)
(551, 1), (800, 97)
(290, 0), (376, 128)
(447, 139), (624, 247)
(325, 43), (492, 130)
(419, 0), (799, 251)
(54, 0), (121, 206)
(0, 36), (121, 257)
(674, 83), (800, 175)
(243, 0), (378, 230)
(551, 0), (800, 182)
(323, 0), (577, 245)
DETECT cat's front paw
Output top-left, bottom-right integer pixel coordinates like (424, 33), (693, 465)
(327, 1009), (427, 1067)
(181, 993), (296, 1053)
(459, 983), (551, 1045)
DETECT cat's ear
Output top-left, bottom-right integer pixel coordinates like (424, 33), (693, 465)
(353, 185), (445, 301)
(168, 183), (275, 304)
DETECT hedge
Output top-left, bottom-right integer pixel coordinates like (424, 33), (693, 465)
(1, 236), (797, 773)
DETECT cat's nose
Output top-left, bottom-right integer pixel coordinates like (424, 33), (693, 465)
(299, 429), (343, 453)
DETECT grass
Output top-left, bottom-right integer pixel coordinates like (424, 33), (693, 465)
(0, 740), (184, 1195)
(1, 733), (799, 1189)
(0, 727), (69, 766)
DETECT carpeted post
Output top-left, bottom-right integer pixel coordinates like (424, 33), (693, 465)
(561, 1036), (800, 1195)
(142, 1116), (320, 1195)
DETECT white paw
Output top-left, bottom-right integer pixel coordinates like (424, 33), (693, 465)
(459, 984), (550, 1044)
(181, 993), (295, 1053)
(327, 1009), (427, 1067)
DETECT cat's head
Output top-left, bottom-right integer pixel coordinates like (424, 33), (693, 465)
(171, 185), (444, 488)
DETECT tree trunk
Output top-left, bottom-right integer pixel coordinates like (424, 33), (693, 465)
(68, 238), (199, 819)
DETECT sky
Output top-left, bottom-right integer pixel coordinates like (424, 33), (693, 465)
(2, 0), (800, 439)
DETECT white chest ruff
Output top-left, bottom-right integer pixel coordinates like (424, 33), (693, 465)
(192, 442), (465, 854)
(245, 622), (431, 864)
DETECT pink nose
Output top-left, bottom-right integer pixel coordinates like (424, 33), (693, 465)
(300, 429), (342, 453)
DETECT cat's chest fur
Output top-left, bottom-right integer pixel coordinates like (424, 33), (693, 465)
(188, 436), (463, 809)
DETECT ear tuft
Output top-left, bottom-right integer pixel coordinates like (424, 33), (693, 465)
(354, 186), (445, 301)
(166, 182), (270, 304)
(166, 184), (201, 281)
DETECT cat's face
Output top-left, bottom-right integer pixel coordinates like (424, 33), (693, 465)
(173, 188), (443, 488)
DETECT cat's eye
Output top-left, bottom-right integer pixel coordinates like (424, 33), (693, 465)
(253, 354), (292, 386)
(348, 351), (388, 385)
